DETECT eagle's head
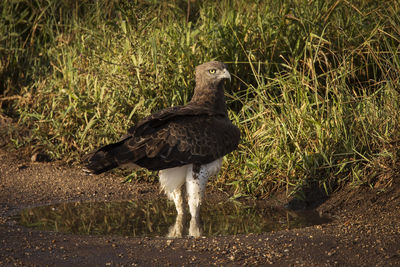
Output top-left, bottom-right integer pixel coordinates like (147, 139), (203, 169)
(195, 61), (231, 87)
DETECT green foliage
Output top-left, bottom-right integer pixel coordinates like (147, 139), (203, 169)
(1, 0), (400, 197)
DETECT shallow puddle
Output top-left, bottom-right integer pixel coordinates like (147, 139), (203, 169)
(14, 199), (330, 237)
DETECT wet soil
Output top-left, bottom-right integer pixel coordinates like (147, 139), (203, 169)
(1, 137), (400, 265)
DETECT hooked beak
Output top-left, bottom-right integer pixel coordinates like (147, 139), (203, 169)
(220, 68), (231, 82)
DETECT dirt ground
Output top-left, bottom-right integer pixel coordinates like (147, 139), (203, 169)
(0, 133), (400, 266)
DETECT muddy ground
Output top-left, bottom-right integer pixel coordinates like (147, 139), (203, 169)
(0, 132), (399, 266)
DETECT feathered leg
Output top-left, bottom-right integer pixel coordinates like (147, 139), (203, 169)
(186, 159), (223, 237)
(186, 164), (208, 237)
(159, 165), (188, 215)
(170, 186), (184, 215)
(186, 164), (208, 219)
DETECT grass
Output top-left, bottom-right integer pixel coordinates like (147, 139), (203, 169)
(1, 0), (400, 198)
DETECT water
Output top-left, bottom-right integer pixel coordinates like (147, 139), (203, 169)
(14, 199), (330, 237)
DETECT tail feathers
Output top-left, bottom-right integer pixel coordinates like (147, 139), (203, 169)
(82, 141), (125, 174)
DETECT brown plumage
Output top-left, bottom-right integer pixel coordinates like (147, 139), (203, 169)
(83, 61), (240, 236)
(82, 61), (240, 174)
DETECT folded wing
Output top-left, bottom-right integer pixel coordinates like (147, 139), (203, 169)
(83, 105), (240, 173)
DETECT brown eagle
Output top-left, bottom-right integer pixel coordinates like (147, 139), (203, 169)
(83, 61), (240, 236)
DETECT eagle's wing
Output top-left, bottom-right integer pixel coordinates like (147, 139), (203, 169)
(121, 104), (239, 170)
(83, 105), (240, 173)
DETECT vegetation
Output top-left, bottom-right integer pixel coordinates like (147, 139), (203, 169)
(1, 0), (399, 198)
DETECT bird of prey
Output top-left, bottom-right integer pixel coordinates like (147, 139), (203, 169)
(83, 61), (240, 236)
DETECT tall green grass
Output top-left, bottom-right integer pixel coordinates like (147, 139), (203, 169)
(1, 0), (399, 198)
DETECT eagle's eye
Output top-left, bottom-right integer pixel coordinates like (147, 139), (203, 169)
(208, 69), (217, 74)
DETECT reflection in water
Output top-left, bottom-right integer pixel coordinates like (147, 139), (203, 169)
(15, 199), (330, 237)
